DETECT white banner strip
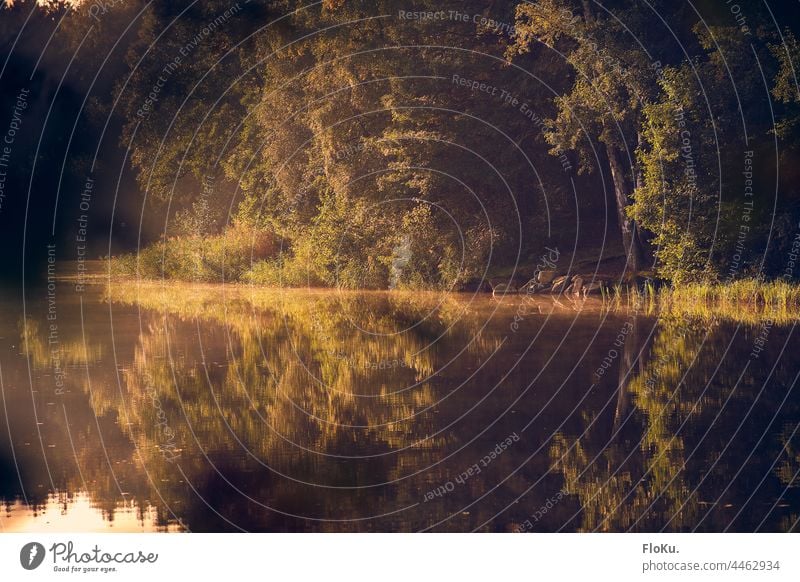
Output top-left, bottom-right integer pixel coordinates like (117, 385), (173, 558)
(1, 533), (798, 581)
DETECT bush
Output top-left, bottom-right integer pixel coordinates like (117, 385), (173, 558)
(111, 196), (497, 290)
(242, 257), (326, 287)
(391, 205), (496, 290)
(110, 226), (280, 282)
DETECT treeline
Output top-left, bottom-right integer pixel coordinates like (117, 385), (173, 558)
(4, 0), (800, 288)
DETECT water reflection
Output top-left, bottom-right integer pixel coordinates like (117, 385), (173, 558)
(0, 283), (798, 531)
(1, 494), (181, 533)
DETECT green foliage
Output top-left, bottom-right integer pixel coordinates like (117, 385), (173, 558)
(112, 226), (279, 283)
(630, 24), (800, 283)
(510, 0), (666, 273)
(44, 0), (800, 288)
(174, 195), (217, 238)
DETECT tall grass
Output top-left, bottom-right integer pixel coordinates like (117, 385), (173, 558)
(110, 226), (279, 283)
(599, 279), (800, 323)
(661, 279), (800, 309)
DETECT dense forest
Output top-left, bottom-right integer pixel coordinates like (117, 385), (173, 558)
(2, 0), (799, 289)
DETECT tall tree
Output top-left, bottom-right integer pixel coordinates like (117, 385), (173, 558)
(510, 0), (661, 274)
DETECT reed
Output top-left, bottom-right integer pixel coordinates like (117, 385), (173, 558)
(598, 279), (800, 324)
(663, 279), (800, 309)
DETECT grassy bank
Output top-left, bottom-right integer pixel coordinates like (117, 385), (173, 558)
(660, 280), (800, 308)
(600, 279), (800, 309)
(110, 227), (280, 283)
(100, 277), (800, 327)
(595, 279), (800, 324)
(652, 280), (800, 324)
(108, 234), (800, 324)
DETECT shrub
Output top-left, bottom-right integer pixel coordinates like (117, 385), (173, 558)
(110, 226), (280, 283)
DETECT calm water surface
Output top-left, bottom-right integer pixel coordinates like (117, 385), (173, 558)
(1, 282), (798, 532)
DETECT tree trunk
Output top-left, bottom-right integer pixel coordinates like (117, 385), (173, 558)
(606, 144), (643, 274)
(634, 132), (652, 270)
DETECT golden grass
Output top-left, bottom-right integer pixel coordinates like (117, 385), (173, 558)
(99, 277), (800, 326)
(611, 279), (800, 324)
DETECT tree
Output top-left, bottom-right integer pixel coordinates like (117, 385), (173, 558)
(510, 0), (660, 274)
(223, 0), (571, 287)
(632, 23), (799, 282)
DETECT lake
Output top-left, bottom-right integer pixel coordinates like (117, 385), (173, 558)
(1, 281), (798, 532)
